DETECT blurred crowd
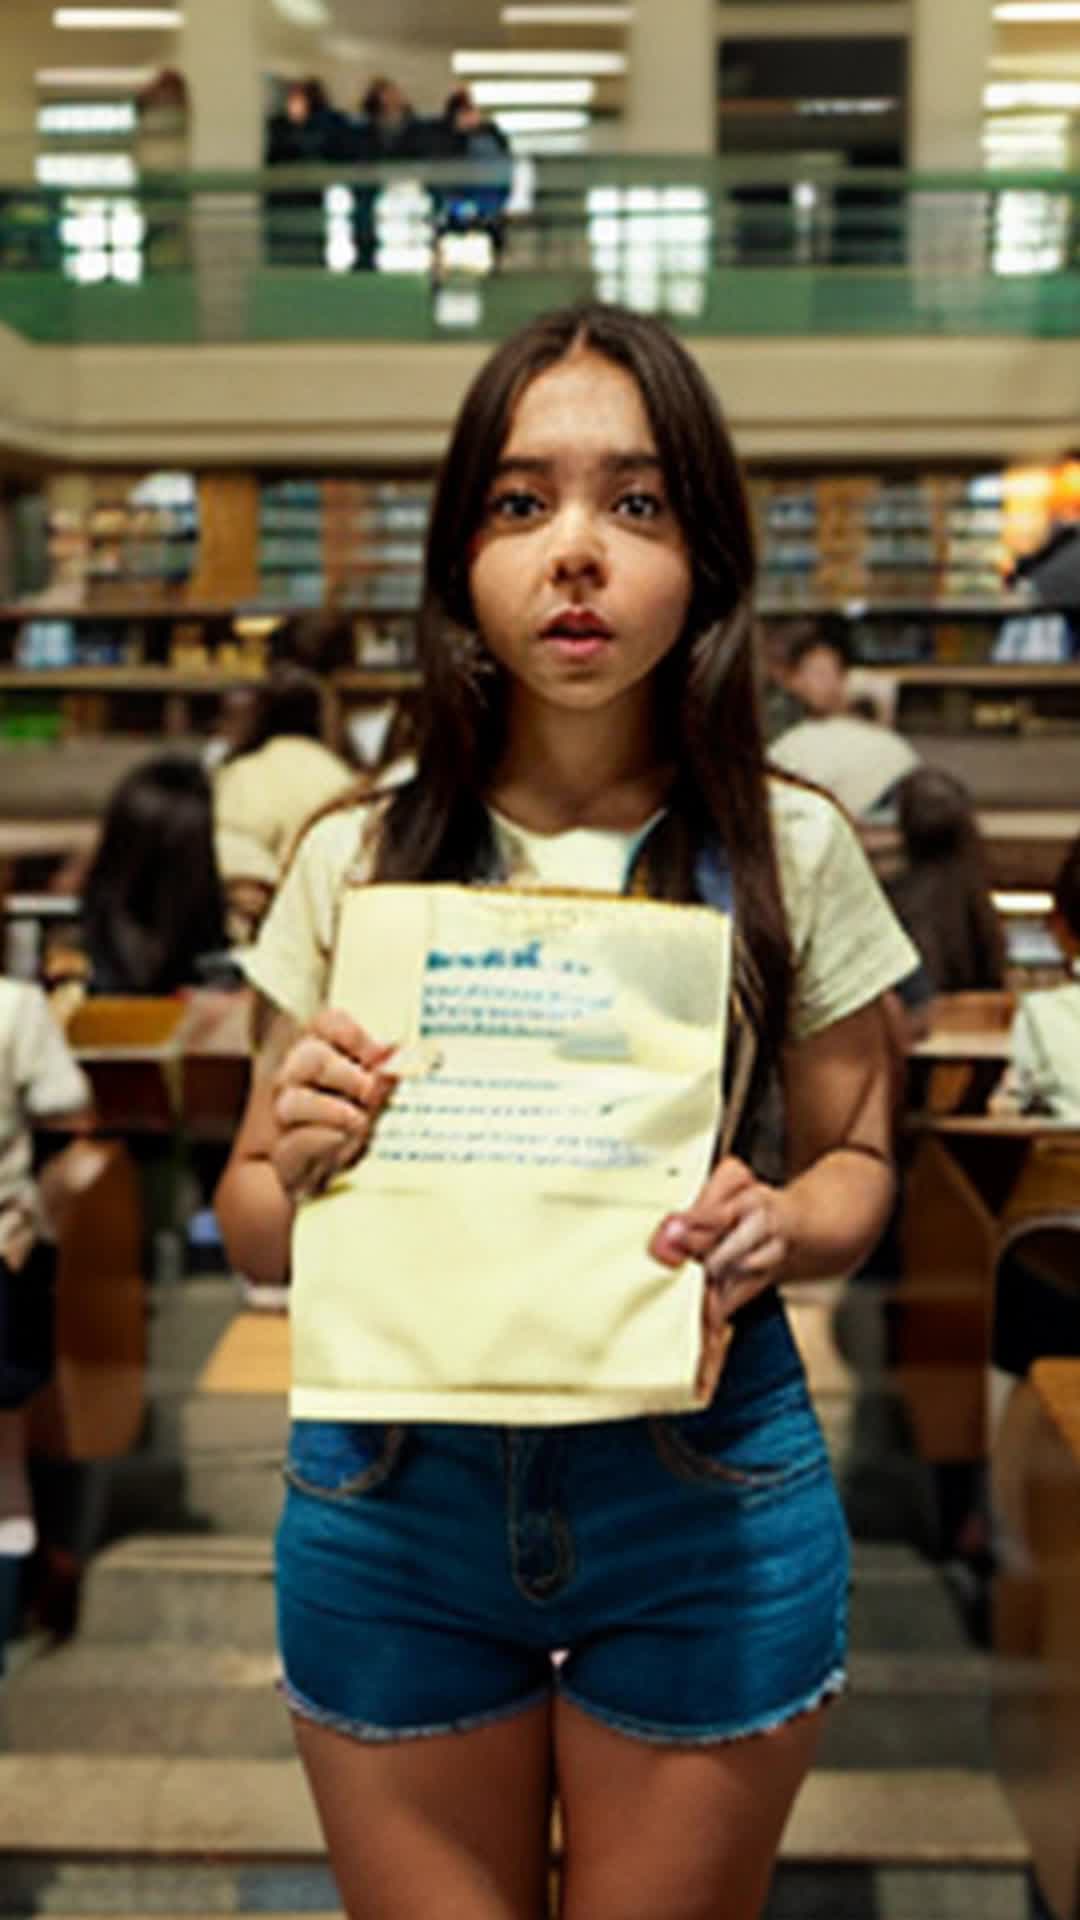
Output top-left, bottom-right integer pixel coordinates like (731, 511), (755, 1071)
(265, 76), (513, 268)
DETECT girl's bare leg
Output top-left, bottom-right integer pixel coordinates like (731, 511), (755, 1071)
(554, 1695), (828, 1920)
(292, 1697), (554, 1920)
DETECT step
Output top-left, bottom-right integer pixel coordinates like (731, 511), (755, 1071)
(847, 1542), (974, 1655)
(0, 1758), (1032, 1918)
(3, 1642), (290, 1758)
(2, 1641), (996, 1769)
(75, 1532), (970, 1649)
(77, 1535), (277, 1647)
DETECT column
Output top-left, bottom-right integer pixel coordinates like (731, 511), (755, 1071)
(908, 0), (994, 309)
(624, 0), (715, 154)
(180, 0), (262, 172)
(178, 0), (264, 340)
(0, 0), (42, 184)
(909, 0), (994, 173)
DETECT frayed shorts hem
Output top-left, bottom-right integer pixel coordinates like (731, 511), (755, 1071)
(553, 1664), (848, 1748)
(278, 1665), (848, 1750)
(279, 1674), (553, 1744)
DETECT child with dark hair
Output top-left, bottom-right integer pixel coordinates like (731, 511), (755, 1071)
(82, 754), (228, 995)
(214, 658), (355, 902)
(1004, 831), (1080, 1120)
(768, 617), (919, 818)
(886, 767), (1007, 994)
(216, 303), (916, 1919)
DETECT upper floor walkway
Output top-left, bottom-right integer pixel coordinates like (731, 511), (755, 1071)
(1, 159), (1078, 466)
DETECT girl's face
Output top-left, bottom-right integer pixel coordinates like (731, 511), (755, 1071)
(467, 350), (693, 726)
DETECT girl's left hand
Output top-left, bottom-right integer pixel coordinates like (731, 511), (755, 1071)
(648, 1155), (795, 1336)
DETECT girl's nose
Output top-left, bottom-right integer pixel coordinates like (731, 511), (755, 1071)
(548, 505), (607, 585)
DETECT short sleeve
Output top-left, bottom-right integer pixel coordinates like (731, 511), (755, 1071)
(12, 984), (91, 1119)
(1009, 998), (1052, 1112)
(241, 805), (374, 1025)
(771, 784), (920, 1044)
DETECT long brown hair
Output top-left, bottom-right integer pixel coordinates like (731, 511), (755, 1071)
(376, 303), (793, 1066)
(887, 768), (1006, 992)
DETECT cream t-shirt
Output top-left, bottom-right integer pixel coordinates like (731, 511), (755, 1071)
(0, 979), (91, 1250)
(1010, 963), (1080, 1124)
(214, 735), (357, 883)
(244, 780), (917, 1422)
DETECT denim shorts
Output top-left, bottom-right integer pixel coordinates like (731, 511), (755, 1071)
(276, 1294), (850, 1747)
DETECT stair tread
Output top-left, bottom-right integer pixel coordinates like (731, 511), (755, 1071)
(6, 1642), (995, 1696)
(0, 1758), (1029, 1866)
(90, 1533), (950, 1579)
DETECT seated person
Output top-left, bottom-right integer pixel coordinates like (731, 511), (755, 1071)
(0, 966), (92, 1669)
(213, 656), (356, 913)
(81, 754), (230, 995)
(996, 832), (1080, 1123)
(768, 616), (919, 819)
(886, 769), (1006, 995)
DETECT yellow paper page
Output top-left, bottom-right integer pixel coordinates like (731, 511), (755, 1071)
(291, 884), (730, 1421)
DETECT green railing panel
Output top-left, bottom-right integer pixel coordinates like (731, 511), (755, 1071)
(1, 165), (1079, 346)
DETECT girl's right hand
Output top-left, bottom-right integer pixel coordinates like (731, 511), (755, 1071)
(269, 1008), (397, 1203)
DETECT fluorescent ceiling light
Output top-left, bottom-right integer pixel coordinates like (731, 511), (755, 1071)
(501, 5), (632, 22)
(453, 50), (626, 75)
(994, 3), (1080, 19)
(798, 97), (895, 116)
(515, 132), (589, 152)
(36, 65), (155, 87)
(493, 108), (590, 132)
(54, 7), (181, 24)
(986, 79), (1080, 105)
(271, 0), (329, 22)
(37, 100), (137, 132)
(985, 111), (1069, 128)
(993, 890), (1055, 913)
(36, 151), (137, 185)
(472, 78), (595, 106)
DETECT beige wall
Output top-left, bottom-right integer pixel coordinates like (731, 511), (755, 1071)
(2, 326), (1078, 467)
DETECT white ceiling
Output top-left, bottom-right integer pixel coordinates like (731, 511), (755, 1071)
(326, 0), (505, 48)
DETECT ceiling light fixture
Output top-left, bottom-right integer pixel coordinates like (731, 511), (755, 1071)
(36, 65), (156, 87)
(493, 108), (591, 132)
(472, 78), (595, 106)
(453, 50), (626, 75)
(53, 7), (181, 25)
(501, 5), (632, 23)
(994, 3), (1080, 20)
(270, 0), (330, 22)
(986, 79), (1080, 105)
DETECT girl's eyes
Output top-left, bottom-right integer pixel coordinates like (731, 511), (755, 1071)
(487, 488), (543, 521)
(614, 489), (663, 521)
(484, 487), (666, 524)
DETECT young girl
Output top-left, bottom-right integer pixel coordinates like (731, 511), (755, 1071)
(216, 304), (917, 1920)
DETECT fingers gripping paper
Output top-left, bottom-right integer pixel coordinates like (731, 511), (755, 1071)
(291, 885), (731, 1422)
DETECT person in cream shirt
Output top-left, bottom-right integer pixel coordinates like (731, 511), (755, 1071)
(216, 305), (916, 1920)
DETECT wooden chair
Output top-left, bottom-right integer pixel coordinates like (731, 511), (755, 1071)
(65, 996), (188, 1135)
(25, 1137), (146, 1461)
(895, 1132), (999, 1461)
(992, 1358), (1080, 1920)
(922, 991), (1016, 1115)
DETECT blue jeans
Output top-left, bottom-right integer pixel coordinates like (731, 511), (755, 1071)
(276, 1294), (849, 1745)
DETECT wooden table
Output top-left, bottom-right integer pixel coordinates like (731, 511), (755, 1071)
(69, 988), (253, 1139)
(911, 1030), (1013, 1064)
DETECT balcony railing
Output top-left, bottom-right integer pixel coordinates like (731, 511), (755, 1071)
(1, 158), (1079, 344)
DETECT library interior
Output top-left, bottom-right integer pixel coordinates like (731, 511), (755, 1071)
(0, 3), (1078, 1918)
